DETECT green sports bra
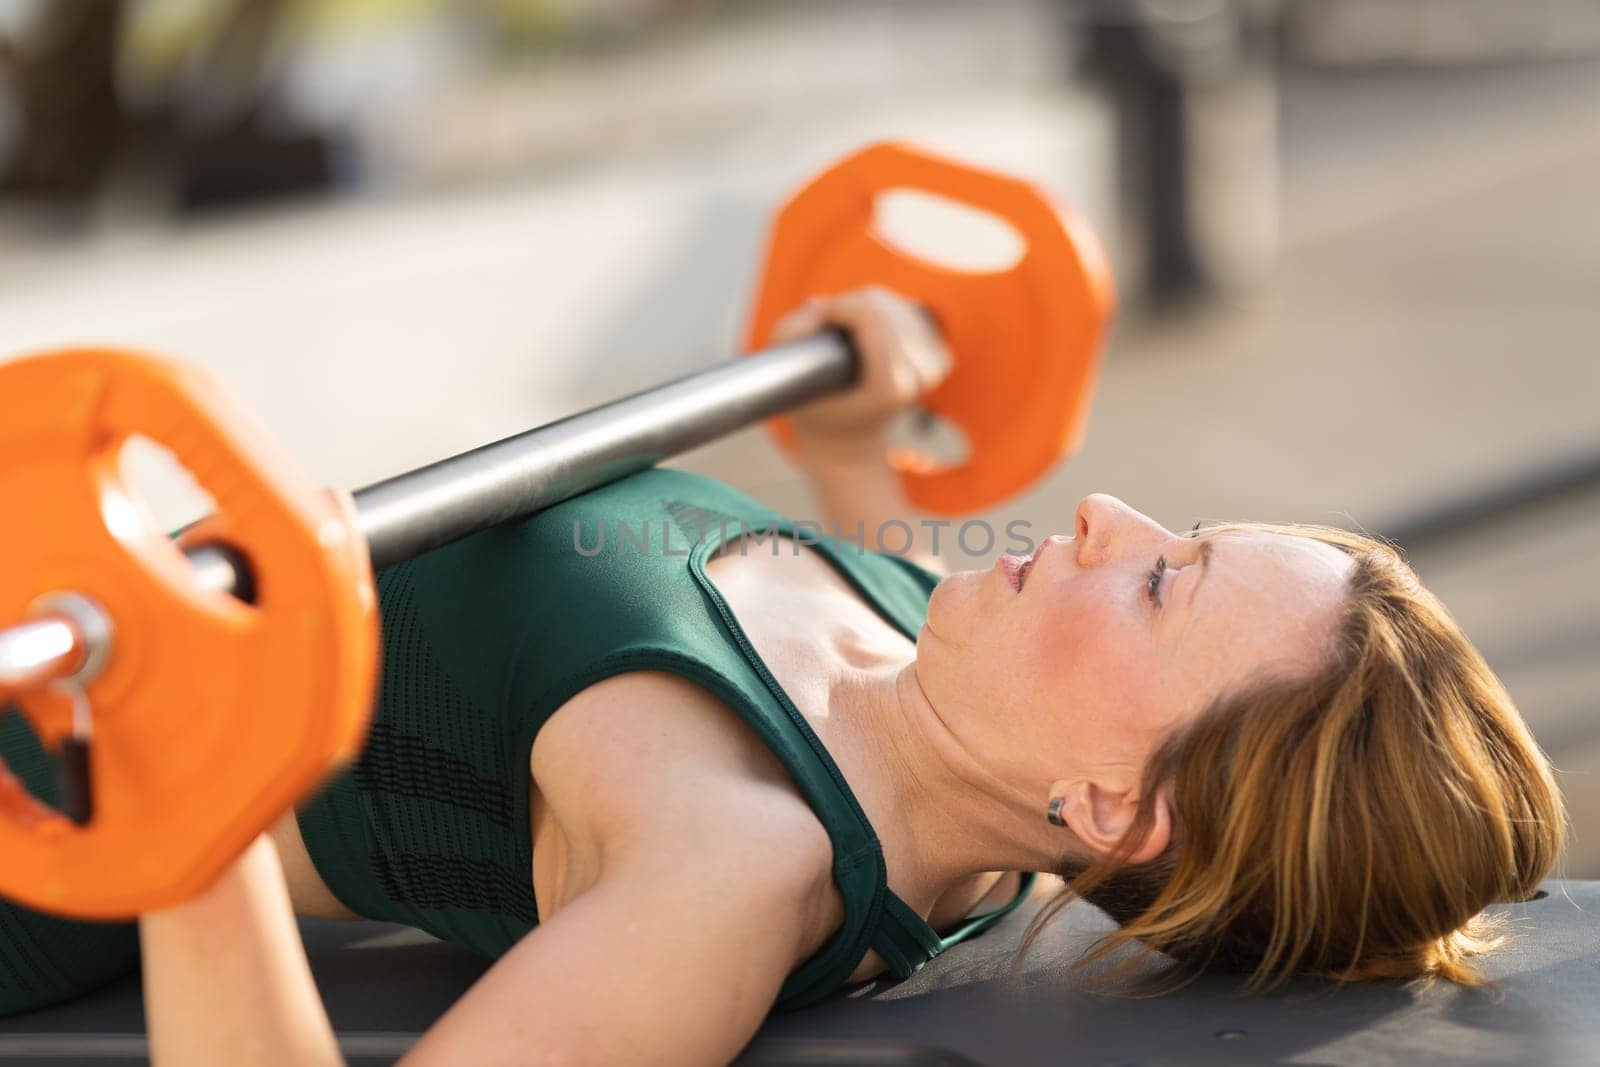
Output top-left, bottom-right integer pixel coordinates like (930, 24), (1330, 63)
(295, 466), (1034, 1011)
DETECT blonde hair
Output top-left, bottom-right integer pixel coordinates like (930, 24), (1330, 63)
(1022, 524), (1567, 992)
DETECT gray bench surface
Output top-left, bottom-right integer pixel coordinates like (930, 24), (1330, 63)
(1, 881), (1592, 1065)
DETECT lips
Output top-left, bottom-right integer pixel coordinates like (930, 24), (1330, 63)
(999, 538), (1055, 594)
(1015, 538), (1057, 592)
(999, 553), (1027, 592)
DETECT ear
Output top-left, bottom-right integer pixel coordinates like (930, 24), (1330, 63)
(1052, 778), (1172, 865)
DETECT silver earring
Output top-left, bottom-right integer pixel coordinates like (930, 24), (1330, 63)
(1046, 797), (1066, 827)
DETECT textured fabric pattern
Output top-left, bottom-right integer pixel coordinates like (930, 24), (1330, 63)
(295, 556), (539, 958)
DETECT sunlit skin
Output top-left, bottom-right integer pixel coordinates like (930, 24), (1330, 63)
(820, 493), (1357, 908)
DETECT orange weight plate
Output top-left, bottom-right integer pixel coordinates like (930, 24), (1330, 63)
(745, 141), (1115, 514)
(0, 349), (377, 919)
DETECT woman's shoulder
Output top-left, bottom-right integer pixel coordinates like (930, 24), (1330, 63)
(528, 668), (837, 960)
(532, 668), (834, 876)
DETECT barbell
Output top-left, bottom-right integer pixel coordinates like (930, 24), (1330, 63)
(0, 141), (1113, 919)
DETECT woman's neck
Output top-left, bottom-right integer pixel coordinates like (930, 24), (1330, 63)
(817, 649), (1068, 910)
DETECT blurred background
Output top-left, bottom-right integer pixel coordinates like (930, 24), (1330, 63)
(1, 0), (1596, 871)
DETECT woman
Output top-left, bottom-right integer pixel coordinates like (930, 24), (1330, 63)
(0, 289), (1565, 1065)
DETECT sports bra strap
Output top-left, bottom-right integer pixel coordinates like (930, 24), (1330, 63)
(935, 871), (1038, 950)
(870, 872), (1039, 980)
(872, 892), (947, 979)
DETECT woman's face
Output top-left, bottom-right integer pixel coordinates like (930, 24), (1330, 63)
(918, 494), (1354, 855)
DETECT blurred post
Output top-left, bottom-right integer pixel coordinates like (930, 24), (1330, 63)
(0, 1), (124, 205)
(1084, 0), (1282, 307)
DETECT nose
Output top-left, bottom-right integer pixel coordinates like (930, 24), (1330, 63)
(1074, 493), (1170, 568)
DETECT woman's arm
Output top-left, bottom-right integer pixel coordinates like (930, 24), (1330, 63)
(138, 796), (817, 1067)
(795, 439), (948, 577)
(143, 675), (831, 1067)
(774, 288), (954, 576)
(398, 835), (825, 1067)
(138, 809), (815, 1067)
(140, 834), (343, 1067)
(404, 673), (835, 1066)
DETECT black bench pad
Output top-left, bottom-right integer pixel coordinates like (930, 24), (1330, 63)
(0, 882), (1592, 1065)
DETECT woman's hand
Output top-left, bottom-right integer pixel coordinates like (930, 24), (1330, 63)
(767, 287), (953, 574)
(140, 834), (343, 1067)
(772, 287), (952, 465)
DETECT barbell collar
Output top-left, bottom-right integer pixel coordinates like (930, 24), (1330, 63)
(0, 616), (82, 695)
(0, 593), (115, 696)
